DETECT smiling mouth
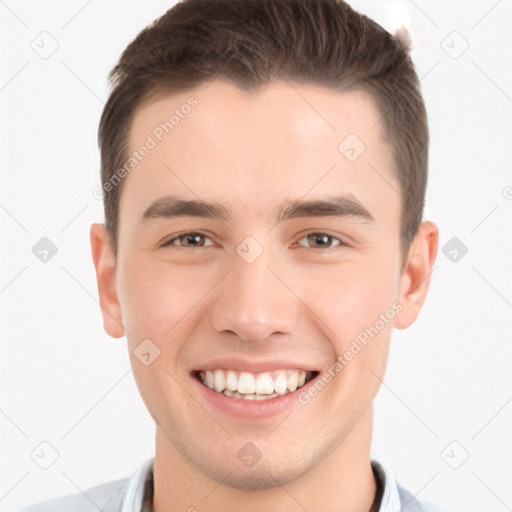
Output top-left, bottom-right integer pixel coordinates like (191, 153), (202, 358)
(195, 368), (319, 400)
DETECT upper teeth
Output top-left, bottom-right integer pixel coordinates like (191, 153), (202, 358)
(198, 369), (309, 397)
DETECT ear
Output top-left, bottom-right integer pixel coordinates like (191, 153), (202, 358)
(89, 223), (125, 338)
(394, 221), (439, 330)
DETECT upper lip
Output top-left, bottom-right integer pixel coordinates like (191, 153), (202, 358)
(193, 356), (320, 373)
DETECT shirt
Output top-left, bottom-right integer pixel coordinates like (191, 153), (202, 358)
(2, 457), (450, 512)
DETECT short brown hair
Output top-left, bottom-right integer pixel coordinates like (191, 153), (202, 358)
(98, 0), (429, 263)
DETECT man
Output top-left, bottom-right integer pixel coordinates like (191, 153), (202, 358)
(9, 0), (447, 510)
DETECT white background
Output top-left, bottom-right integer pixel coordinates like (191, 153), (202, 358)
(1, 1), (511, 511)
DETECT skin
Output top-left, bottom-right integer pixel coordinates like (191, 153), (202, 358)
(90, 79), (438, 512)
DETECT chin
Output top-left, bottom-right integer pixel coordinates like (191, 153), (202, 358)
(201, 460), (307, 492)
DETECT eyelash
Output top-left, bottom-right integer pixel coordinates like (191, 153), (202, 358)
(161, 232), (348, 250)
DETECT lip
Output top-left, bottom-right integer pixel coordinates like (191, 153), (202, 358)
(191, 366), (321, 420)
(192, 356), (320, 373)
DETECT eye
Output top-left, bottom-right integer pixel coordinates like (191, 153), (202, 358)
(161, 231), (347, 250)
(295, 232), (346, 250)
(161, 232), (214, 248)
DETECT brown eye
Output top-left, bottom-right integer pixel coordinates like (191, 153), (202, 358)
(297, 233), (344, 249)
(162, 232), (213, 248)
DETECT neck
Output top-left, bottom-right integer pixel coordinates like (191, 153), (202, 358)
(152, 406), (377, 512)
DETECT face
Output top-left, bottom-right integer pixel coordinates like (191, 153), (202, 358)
(91, 79), (437, 490)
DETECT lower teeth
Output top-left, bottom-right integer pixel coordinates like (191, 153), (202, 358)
(222, 389), (283, 400)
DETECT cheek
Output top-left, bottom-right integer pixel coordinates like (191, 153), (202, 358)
(294, 257), (399, 344)
(117, 260), (203, 343)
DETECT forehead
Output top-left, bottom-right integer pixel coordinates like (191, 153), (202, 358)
(120, 79), (397, 228)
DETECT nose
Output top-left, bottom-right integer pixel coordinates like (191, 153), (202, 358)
(209, 247), (298, 343)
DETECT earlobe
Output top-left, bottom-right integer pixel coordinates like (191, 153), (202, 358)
(394, 221), (439, 330)
(89, 223), (125, 338)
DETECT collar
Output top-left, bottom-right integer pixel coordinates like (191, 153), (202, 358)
(121, 457), (403, 512)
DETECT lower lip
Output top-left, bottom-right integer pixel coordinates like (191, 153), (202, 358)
(192, 374), (317, 420)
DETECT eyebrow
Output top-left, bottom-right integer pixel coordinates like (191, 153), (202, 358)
(141, 195), (375, 224)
